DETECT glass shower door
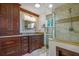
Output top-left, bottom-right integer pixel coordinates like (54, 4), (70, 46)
(45, 14), (53, 48)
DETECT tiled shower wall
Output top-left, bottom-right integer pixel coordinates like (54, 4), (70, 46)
(56, 22), (79, 42)
(55, 4), (79, 42)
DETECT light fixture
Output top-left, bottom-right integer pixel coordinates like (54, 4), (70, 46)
(49, 4), (53, 8)
(35, 4), (40, 8)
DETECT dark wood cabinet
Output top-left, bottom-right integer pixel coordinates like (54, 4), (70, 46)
(0, 35), (44, 56)
(0, 40), (1, 56)
(0, 3), (44, 56)
(0, 3), (20, 36)
(29, 35), (44, 53)
(0, 37), (21, 56)
(56, 46), (79, 56)
(20, 36), (28, 55)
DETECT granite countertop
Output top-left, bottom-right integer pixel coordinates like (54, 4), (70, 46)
(54, 39), (79, 46)
(0, 32), (44, 38)
(49, 39), (79, 55)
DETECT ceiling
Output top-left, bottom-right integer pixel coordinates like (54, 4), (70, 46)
(21, 3), (65, 15)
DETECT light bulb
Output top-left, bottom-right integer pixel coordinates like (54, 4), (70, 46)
(35, 4), (40, 8)
(49, 4), (53, 8)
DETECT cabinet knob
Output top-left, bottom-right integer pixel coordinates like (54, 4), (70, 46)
(23, 37), (27, 39)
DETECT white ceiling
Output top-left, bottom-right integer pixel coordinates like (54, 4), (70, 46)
(21, 3), (65, 15)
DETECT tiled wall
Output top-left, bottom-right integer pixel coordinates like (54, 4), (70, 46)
(56, 22), (79, 42)
(55, 4), (79, 42)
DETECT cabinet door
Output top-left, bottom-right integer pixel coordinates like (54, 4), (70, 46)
(56, 47), (79, 56)
(0, 40), (2, 55)
(0, 16), (8, 36)
(13, 4), (20, 34)
(0, 4), (13, 34)
(1, 37), (21, 56)
(28, 36), (36, 53)
(35, 35), (44, 49)
(21, 36), (28, 55)
(0, 4), (10, 35)
(2, 46), (19, 56)
(28, 35), (44, 53)
(0, 4), (20, 35)
(39, 35), (44, 48)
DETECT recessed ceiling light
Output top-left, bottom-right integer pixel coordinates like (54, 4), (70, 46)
(49, 4), (53, 8)
(35, 4), (40, 8)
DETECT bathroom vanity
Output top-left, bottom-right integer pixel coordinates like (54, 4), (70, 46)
(0, 3), (44, 56)
(0, 34), (44, 56)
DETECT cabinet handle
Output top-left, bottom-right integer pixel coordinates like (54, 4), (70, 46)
(6, 50), (16, 55)
(5, 41), (15, 45)
(24, 48), (28, 51)
(23, 44), (28, 47)
(23, 37), (27, 39)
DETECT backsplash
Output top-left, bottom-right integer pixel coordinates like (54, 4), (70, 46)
(55, 4), (79, 42)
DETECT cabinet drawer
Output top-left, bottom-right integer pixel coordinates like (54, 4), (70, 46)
(30, 36), (39, 39)
(22, 36), (28, 39)
(2, 46), (18, 56)
(22, 39), (28, 43)
(21, 36), (28, 43)
(0, 48), (2, 55)
(2, 44), (18, 48)
(22, 47), (28, 54)
(23, 48), (28, 52)
(1, 38), (20, 47)
(30, 36), (43, 39)
(22, 44), (28, 47)
(2, 40), (17, 45)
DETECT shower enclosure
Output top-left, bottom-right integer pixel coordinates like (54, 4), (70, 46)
(45, 14), (54, 48)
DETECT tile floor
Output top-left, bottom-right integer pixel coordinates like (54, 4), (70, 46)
(23, 40), (56, 56)
(23, 47), (48, 56)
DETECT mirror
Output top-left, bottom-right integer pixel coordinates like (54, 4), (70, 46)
(24, 20), (36, 29)
(20, 11), (38, 33)
(24, 14), (36, 30)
